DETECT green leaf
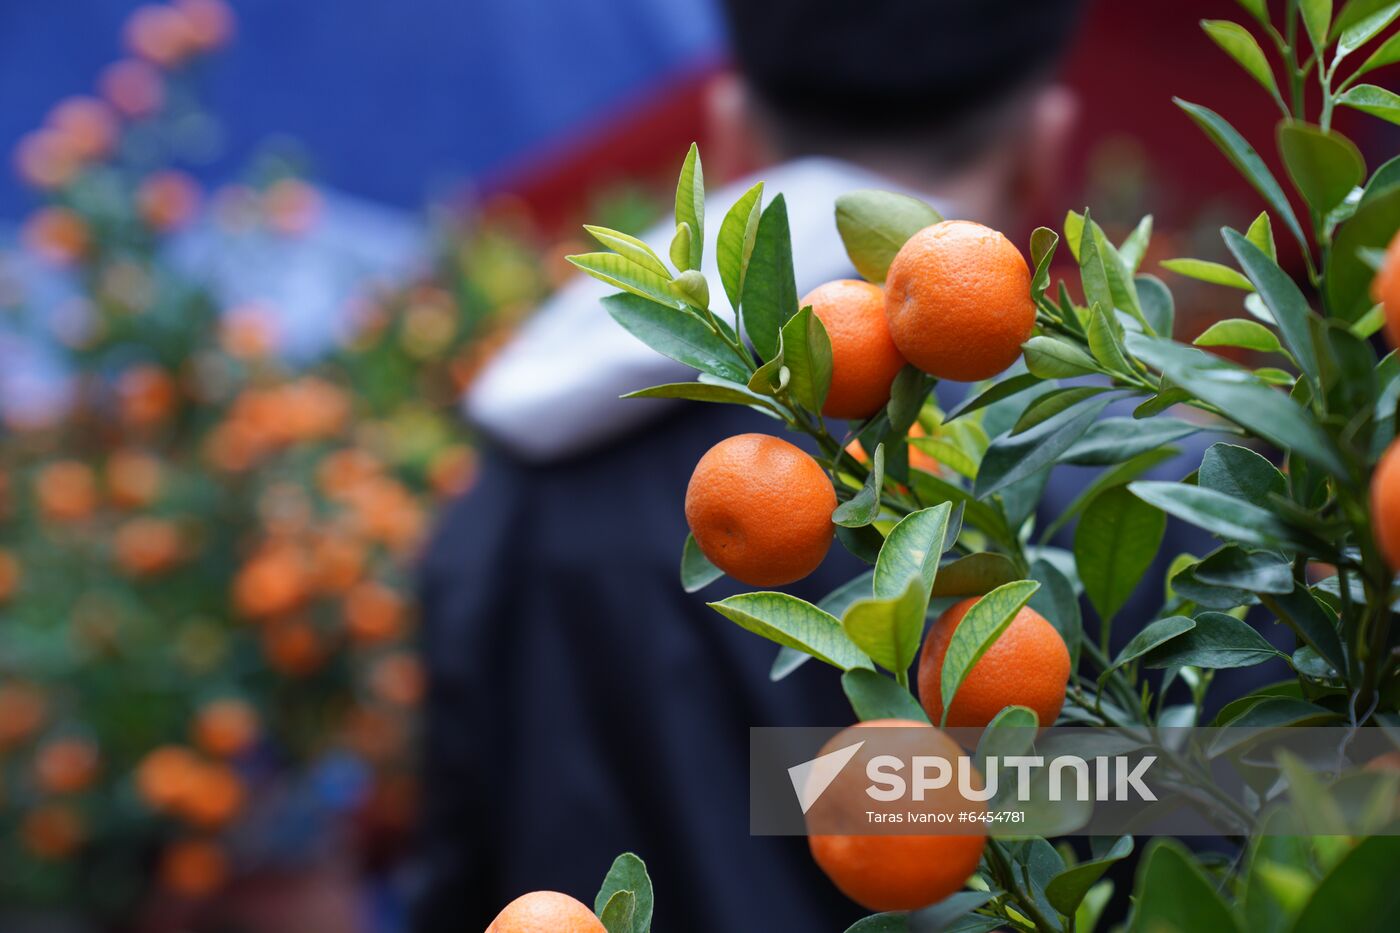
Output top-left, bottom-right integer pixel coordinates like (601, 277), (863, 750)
(1045, 836), (1134, 918)
(1013, 386), (1109, 435)
(1160, 257), (1255, 289)
(1326, 177), (1400, 322)
(1202, 20), (1281, 97)
(931, 553), (1021, 597)
(874, 502), (954, 600)
(1300, 0), (1335, 52)
(781, 306), (833, 413)
(1128, 481), (1312, 551)
(1109, 615), (1196, 671)
(1246, 211), (1276, 259)
(975, 705), (1038, 774)
(1030, 226), (1060, 298)
(1136, 273), (1176, 337)
(1061, 417), (1201, 466)
(598, 890), (636, 933)
(842, 577), (927, 676)
(834, 443), (884, 528)
(603, 293), (750, 383)
(1336, 0), (1400, 57)
(568, 252), (686, 309)
(1128, 839), (1243, 933)
(1198, 442), (1287, 507)
(584, 224), (671, 279)
(945, 372), (1045, 423)
(669, 269), (710, 309)
(1174, 99), (1308, 253)
(680, 533), (724, 594)
(834, 189), (943, 283)
(1192, 546), (1294, 593)
(1290, 836), (1400, 933)
(743, 195), (798, 361)
(1028, 556), (1083, 669)
(1267, 586), (1347, 673)
(1087, 304), (1133, 375)
(1040, 446), (1177, 542)
(674, 142), (704, 271)
(1193, 318), (1283, 353)
(1142, 610), (1281, 668)
(1223, 227), (1321, 380)
(595, 853), (653, 933)
(843, 915), (909, 933)
(976, 392), (1115, 497)
(1022, 335), (1101, 378)
(841, 668), (929, 723)
(1277, 123), (1366, 215)
(669, 222), (693, 273)
(1064, 209), (1085, 261)
(1125, 334), (1348, 476)
(1336, 83), (1400, 123)
(1120, 215), (1154, 272)
(715, 181), (764, 311)
(1235, 0), (1269, 24)
(1353, 28), (1400, 77)
(708, 592), (872, 670)
(938, 580), (1040, 725)
(623, 380), (775, 409)
(1079, 212), (1145, 326)
(1075, 486), (1167, 624)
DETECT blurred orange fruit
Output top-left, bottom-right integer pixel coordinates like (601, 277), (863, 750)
(175, 762), (245, 829)
(220, 303), (280, 360)
(193, 699), (259, 758)
(22, 804), (85, 860)
(0, 683), (47, 749)
(99, 58), (165, 118)
(118, 365), (178, 428)
(137, 169), (201, 231)
(233, 544), (309, 618)
(46, 96), (118, 162)
(13, 129), (79, 189)
(263, 178), (322, 235)
(107, 448), (164, 508)
(124, 4), (198, 67)
(0, 548), (19, 603)
(845, 423), (941, 478)
(22, 207), (90, 264)
(685, 433), (835, 586)
(917, 596), (1070, 727)
(486, 891), (607, 933)
(35, 460), (99, 522)
(885, 220), (1034, 382)
(114, 517), (183, 576)
(428, 444), (478, 498)
(369, 653), (425, 706)
(1371, 437), (1400, 571)
(136, 745), (201, 810)
(343, 581), (406, 644)
(262, 618), (326, 677)
(174, 0), (235, 50)
(1377, 230), (1400, 350)
(311, 533), (366, 593)
(160, 838), (229, 898)
(33, 737), (100, 794)
(801, 279), (907, 419)
(318, 448), (382, 499)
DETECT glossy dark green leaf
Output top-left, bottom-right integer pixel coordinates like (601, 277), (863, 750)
(1193, 546), (1294, 593)
(834, 443), (884, 528)
(939, 580), (1040, 724)
(1175, 99), (1307, 252)
(1136, 273), (1175, 337)
(781, 306), (833, 413)
(742, 195), (798, 361)
(595, 852), (653, 933)
(975, 392), (1115, 498)
(1198, 442), (1287, 507)
(1040, 447), (1179, 542)
(708, 592), (872, 670)
(1109, 615), (1196, 671)
(1224, 228), (1321, 379)
(624, 380), (776, 409)
(909, 472), (1013, 546)
(975, 705), (1038, 774)
(1267, 586), (1346, 672)
(1128, 480), (1312, 550)
(945, 372), (1045, 423)
(1142, 610), (1282, 668)
(1022, 335), (1101, 378)
(834, 189), (943, 283)
(1278, 123), (1366, 215)
(1061, 417), (1201, 466)
(674, 142), (704, 270)
(930, 552), (1021, 597)
(1128, 839), (1243, 933)
(1045, 835), (1134, 918)
(603, 293), (750, 383)
(1075, 486), (1167, 623)
(1012, 386), (1109, 435)
(1202, 19), (1280, 96)
(1326, 181), (1400, 322)
(841, 668), (930, 723)
(1028, 556), (1083, 669)
(715, 181), (764, 311)
(680, 533), (724, 594)
(1290, 836), (1400, 933)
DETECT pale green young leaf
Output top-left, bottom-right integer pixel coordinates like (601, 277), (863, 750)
(1353, 29), (1400, 77)
(1064, 209), (1085, 262)
(1235, 0), (1269, 23)
(1022, 335), (1101, 378)
(594, 853), (653, 932)
(842, 577), (927, 676)
(939, 580), (1041, 724)
(1161, 257), (1255, 289)
(1201, 20), (1281, 97)
(715, 181), (764, 311)
(1336, 83), (1400, 123)
(1300, 0), (1335, 52)
(708, 592), (872, 670)
(1030, 226), (1060, 298)
(669, 222), (693, 273)
(1246, 211), (1276, 259)
(834, 189), (943, 283)
(975, 392), (1115, 497)
(680, 533), (724, 593)
(584, 224), (671, 278)
(674, 143), (704, 270)
(1194, 318), (1284, 353)
(1119, 215), (1153, 272)
(1336, 0), (1400, 57)
(1109, 616), (1196, 671)
(780, 306), (833, 414)
(597, 890), (636, 933)
(568, 252), (686, 309)
(873, 501), (954, 601)
(1223, 228), (1321, 380)
(1087, 304), (1133, 375)
(841, 669), (929, 722)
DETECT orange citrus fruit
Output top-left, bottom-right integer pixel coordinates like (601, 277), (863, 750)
(685, 433), (835, 586)
(194, 699), (259, 758)
(487, 890), (606, 933)
(884, 220), (1034, 382)
(806, 719), (985, 912)
(34, 738), (100, 794)
(22, 804), (84, 860)
(918, 596), (1069, 727)
(161, 838), (229, 897)
(0, 549), (19, 603)
(801, 279), (907, 419)
(1376, 230), (1400, 350)
(1372, 437), (1400, 571)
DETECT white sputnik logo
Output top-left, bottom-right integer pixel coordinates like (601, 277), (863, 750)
(788, 740), (865, 814)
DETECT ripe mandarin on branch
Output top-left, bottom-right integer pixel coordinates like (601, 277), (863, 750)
(1372, 437), (1400, 571)
(1376, 229), (1400, 349)
(800, 279), (907, 419)
(806, 719), (985, 912)
(486, 890), (607, 933)
(685, 433), (835, 586)
(884, 220), (1034, 381)
(917, 596), (1070, 728)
